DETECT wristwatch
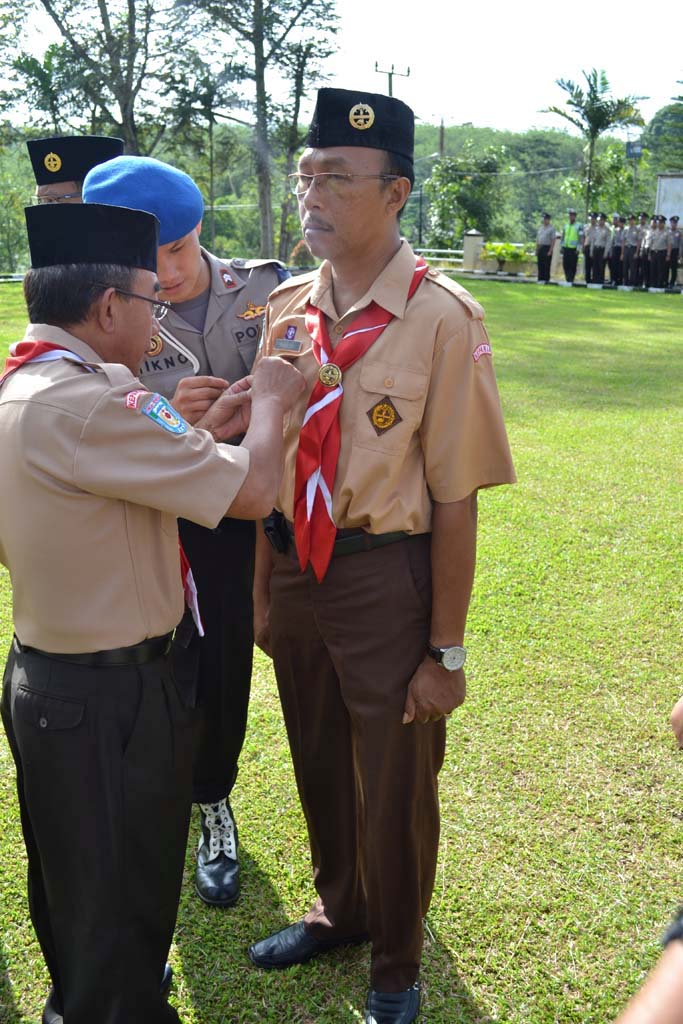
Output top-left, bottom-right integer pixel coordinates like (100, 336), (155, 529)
(426, 644), (466, 672)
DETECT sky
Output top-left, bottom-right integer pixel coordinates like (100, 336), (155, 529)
(21, 0), (682, 137)
(316, 0), (681, 136)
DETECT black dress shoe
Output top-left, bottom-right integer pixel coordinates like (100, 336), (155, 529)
(42, 989), (62, 1024)
(195, 799), (240, 907)
(248, 919), (368, 969)
(365, 981), (421, 1024)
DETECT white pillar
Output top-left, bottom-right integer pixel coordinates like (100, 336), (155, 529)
(463, 229), (484, 271)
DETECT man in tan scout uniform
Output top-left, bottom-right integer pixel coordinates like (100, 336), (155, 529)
(83, 156), (289, 909)
(247, 87), (516, 1024)
(0, 201), (303, 1024)
(27, 134), (124, 204)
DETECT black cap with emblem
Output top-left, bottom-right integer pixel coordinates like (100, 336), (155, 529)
(305, 88), (414, 164)
(27, 135), (124, 185)
(25, 202), (159, 271)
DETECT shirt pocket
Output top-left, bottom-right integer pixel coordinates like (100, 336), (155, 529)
(353, 362), (428, 454)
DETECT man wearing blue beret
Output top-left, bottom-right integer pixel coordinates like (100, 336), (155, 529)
(84, 156), (289, 909)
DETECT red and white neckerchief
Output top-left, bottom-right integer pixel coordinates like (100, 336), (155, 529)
(293, 255), (429, 582)
(1, 340), (204, 636)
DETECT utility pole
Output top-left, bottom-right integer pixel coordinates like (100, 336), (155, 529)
(374, 62), (410, 97)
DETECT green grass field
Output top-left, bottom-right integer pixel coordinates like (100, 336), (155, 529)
(0, 281), (681, 1023)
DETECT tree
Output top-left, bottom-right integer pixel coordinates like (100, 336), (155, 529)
(545, 69), (644, 217)
(181, 0), (338, 257)
(642, 104), (683, 173)
(0, 0), (196, 153)
(423, 143), (509, 249)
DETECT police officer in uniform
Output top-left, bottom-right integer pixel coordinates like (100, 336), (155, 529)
(622, 214), (639, 286)
(582, 212), (597, 283)
(83, 156), (289, 908)
(560, 208), (580, 283)
(247, 88), (516, 1024)
(649, 214), (670, 288)
(591, 212), (611, 285)
(27, 135), (124, 204)
(0, 201), (303, 1024)
(668, 216), (680, 288)
(535, 212), (555, 282)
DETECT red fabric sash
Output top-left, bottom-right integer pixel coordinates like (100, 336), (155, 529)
(1, 340), (204, 635)
(293, 255), (428, 581)
(0, 341), (73, 385)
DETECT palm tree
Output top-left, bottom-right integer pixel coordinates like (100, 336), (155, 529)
(545, 69), (644, 216)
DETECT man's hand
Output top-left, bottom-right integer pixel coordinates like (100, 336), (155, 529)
(197, 381), (253, 441)
(172, 375), (230, 424)
(402, 657), (466, 725)
(671, 695), (683, 748)
(252, 356), (305, 411)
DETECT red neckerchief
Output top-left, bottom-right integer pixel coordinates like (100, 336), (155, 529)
(2, 339), (204, 635)
(293, 255), (428, 582)
(0, 341), (77, 386)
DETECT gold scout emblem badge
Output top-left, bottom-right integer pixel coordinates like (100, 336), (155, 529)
(237, 302), (267, 320)
(367, 396), (402, 436)
(146, 335), (163, 357)
(319, 363), (342, 387)
(44, 152), (62, 173)
(349, 103), (375, 131)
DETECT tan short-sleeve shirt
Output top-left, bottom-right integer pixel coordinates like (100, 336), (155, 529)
(0, 324), (250, 652)
(260, 241), (515, 533)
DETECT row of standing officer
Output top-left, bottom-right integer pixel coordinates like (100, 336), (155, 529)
(559, 209), (680, 287)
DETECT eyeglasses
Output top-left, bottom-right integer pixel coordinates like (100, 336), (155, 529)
(94, 283), (171, 320)
(287, 172), (401, 197)
(35, 192), (83, 204)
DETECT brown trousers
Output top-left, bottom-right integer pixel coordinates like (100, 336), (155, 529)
(269, 534), (446, 991)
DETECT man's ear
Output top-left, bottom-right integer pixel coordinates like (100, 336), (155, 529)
(93, 288), (117, 334)
(195, 220), (203, 239)
(386, 177), (412, 218)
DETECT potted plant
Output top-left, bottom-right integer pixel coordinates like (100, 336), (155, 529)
(479, 241), (535, 274)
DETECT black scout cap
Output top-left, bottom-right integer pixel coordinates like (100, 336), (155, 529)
(27, 135), (124, 185)
(305, 88), (414, 163)
(25, 203), (159, 271)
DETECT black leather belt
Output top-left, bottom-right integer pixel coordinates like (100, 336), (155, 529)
(285, 520), (408, 558)
(15, 633), (173, 667)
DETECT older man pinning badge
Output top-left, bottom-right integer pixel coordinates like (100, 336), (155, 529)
(0, 201), (303, 1024)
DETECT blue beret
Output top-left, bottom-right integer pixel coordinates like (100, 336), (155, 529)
(83, 156), (204, 245)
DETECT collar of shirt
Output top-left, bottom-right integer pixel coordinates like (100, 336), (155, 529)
(308, 239), (418, 326)
(23, 323), (102, 364)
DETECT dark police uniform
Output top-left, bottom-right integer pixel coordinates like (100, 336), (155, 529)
(138, 247), (287, 806)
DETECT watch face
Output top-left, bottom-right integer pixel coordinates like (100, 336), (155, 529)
(442, 647), (466, 671)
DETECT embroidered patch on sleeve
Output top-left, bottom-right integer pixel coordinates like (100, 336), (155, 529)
(367, 396), (403, 436)
(125, 389), (150, 410)
(140, 393), (188, 435)
(473, 343), (492, 362)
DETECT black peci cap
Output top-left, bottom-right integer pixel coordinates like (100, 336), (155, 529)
(305, 88), (414, 163)
(27, 135), (124, 185)
(25, 203), (159, 271)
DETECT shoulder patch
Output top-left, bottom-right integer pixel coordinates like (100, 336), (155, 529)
(425, 269), (485, 320)
(129, 391), (189, 435)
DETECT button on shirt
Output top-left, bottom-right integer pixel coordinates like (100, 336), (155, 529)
(0, 325), (250, 653)
(259, 241), (516, 534)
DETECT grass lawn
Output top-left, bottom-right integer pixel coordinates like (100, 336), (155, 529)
(0, 280), (681, 1023)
